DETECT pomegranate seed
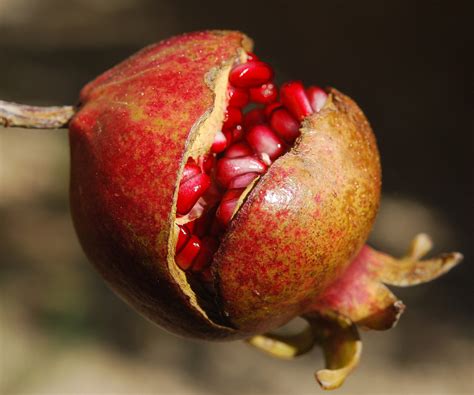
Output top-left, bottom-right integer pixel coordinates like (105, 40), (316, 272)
(175, 235), (201, 270)
(215, 189), (245, 223)
(227, 86), (249, 107)
(191, 236), (219, 272)
(243, 108), (266, 129)
(246, 52), (259, 62)
(176, 173), (211, 215)
(211, 130), (227, 153)
(223, 129), (233, 145)
(264, 102), (283, 117)
(176, 225), (190, 253)
(216, 189), (244, 226)
(228, 172), (259, 189)
(185, 221), (195, 233)
(182, 162), (201, 183)
(280, 81), (313, 121)
(229, 61), (274, 88)
(216, 156), (267, 187)
(224, 142), (254, 158)
(222, 188), (245, 202)
(223, 107), (243, 130)
(230, 125), (244, 142)
(270, 108), (301, 143)
(249, 83), (278, 104)
(306, 86), (328, 112)
(246, 124), (286, 161)
(198, 153), (215, 173)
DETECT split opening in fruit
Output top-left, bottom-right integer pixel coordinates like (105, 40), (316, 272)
(174, 52), (328, 281)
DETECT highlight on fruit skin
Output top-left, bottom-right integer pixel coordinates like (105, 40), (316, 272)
(0, 30), (462, 390)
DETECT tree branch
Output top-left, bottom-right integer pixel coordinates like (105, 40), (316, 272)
(0, 100), (75, 129)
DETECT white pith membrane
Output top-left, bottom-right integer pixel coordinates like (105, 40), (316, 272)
(167, 46), (329, 327)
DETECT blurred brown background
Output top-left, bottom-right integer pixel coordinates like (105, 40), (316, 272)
(0, 0), (472, 394)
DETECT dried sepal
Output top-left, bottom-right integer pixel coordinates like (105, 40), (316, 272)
(311, 246), (405, 330)
(311, 233), (463, 331)
(247, 312), (361, 390)
(246, 325), (315, 359)
(378, 233), (463, 286)
(307, 313), (362, 391)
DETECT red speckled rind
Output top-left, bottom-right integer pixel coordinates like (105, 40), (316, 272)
(215, 89), (381, 334)
(69, 31), (250, 340)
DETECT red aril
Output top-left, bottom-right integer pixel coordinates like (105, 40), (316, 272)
(245, 124), (286, 161)
(216, 189), (244, 226)
(243, 108), (266, 129)
(249, 83), (278, 104)
(223, 129), (233, 146)
(198, 154), (215, 174)
(191, 236), (219, 272)
(280, 81), (313, 120)
(223, 107), (243, 130)
(182, 162), (201, 183)
(185, 221), (195, 234)
(270, 108), (301, 143)
(216, 156), (267, 188)
(224, 142), (254, 158)
(175, 235), (201, 270)
(229, 61), (274, 88)
(264, 102), (283, 117)
(245, 52), (259, 62)
(211, 130), (228, 153)
(234, 125), (244, 141)
(228, 86), (249, 107)
(228, 172), (259, 189)
(176, 225), (190, 253)
(306, 86), (328, 112)
(176, 173), (211, 215)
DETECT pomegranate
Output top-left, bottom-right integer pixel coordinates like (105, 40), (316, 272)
(0, 30), (462, 390)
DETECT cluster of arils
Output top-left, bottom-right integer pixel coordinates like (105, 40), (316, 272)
(174, 53), (328, 275)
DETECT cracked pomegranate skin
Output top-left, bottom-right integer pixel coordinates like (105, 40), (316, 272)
(69, 30), (381, 340)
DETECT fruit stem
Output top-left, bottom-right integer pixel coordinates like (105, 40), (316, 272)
(0, 100), (75, 129)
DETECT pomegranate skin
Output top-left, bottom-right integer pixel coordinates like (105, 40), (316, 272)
(69, 31), (251, 340)
(215, 90), (381, 333)
(68, 30), (380, 340)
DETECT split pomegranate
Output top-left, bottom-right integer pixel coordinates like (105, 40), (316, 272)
(1, 30), (460, 390)
(173, 55), (328, 276)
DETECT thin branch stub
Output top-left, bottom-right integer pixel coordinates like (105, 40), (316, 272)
(0, 100), (75, 129)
